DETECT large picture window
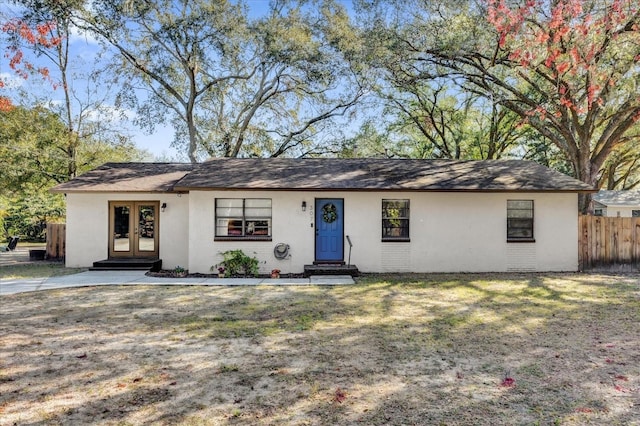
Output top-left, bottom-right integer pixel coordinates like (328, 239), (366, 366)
(382, 199), (410, 241)
(507, 200), (534, 242)
(215, 198), (272, 239)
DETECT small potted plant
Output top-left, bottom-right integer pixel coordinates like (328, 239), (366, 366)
(173, 266), (187, 278)
(270, 268), (281, 279)
(217, 266), (226, 278)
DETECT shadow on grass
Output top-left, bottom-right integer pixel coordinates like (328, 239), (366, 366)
(0, 274), (638, 425)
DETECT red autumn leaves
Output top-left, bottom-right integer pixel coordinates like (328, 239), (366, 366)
(486, 0), (640, 119)
(1, 19), (62, 111)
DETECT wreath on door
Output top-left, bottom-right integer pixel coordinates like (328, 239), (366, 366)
(322, 203), (338, 223)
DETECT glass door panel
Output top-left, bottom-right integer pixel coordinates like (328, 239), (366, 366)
(113, 205), (131, 253)
(137, 205), (156, 253)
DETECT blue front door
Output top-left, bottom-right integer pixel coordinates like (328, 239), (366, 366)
(315, 199), (344, 262)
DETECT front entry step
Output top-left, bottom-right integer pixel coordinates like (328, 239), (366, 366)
(91, 258), (162, 272)
(304, 264), (359, 277)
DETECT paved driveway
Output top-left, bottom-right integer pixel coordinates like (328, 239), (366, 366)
(0, 247), (33, 267)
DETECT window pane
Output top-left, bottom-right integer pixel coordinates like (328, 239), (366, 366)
(507, 200), (533, 209)
(507, 209), (533, 218)
(507, 200), (533, 240)
(217, 199), (243, 208)
(227, 220), (243, 236)
(246, 219), (270, 235)
(245, 207), (272, 218)
(508, 222), (533, 238)
(217, 206), (243, 217)
(215, 198), (272, 237)
(245, 199), (271, 208)
(632, 210), (640, 217)
(383, 220), (409, 238)
(382, 199), (410, 239)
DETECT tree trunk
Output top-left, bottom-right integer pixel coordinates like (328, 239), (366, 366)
(575, 151), (597, 214)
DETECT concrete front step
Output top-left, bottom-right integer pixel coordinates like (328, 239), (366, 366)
(91, 258), (162, 272)
(303, 264), (359, 277)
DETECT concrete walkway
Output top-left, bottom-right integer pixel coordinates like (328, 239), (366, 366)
(0, 270), (356, 296)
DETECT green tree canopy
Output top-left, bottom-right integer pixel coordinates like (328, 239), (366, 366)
(71, 0), (364, 162)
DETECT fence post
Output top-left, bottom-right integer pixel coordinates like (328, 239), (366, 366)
(46, 223), (66, 260)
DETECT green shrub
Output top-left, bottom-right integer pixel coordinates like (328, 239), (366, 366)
(212, 250), (259, 277)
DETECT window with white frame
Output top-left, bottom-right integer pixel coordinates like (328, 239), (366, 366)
(382, 199), (410, 241)
(215, 198), (272, 239)
(507, 200), (534, 241)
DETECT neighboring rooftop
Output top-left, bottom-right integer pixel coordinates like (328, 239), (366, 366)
(174, 158), (595, 192)
(50, 163), (196, 193)
(51, 158), (596, 193)
(592, 190), (640, 207)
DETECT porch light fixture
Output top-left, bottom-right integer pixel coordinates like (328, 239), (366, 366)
(161, 202), (167, 212)
(301, 201), (307, 212)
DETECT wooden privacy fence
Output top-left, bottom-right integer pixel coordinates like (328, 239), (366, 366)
(46, 223), (66, 260)
(579, 216), (640, 269)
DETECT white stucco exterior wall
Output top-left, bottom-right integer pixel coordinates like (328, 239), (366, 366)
(602, 206), (640, 217)
(64, 193), (189, 269)
(187, 191), (580, 274)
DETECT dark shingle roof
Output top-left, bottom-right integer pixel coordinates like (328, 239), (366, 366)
(50, 163), (195, 193)
(173, 158), (595, 192)
(51, 158), (596, 193)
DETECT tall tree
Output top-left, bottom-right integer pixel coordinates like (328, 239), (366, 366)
(384, 82), (526, 159)
(0, 104), (145, 196)
(357, 0), (640, 211)
(431, 0), (640, 211)
(75, 0), (364, 162)
(0, 102), (145, 239)
(356, 0), (527, 161)
(10, 0), (138, 179)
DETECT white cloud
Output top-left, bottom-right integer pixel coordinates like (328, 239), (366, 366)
(0, 72), (25, 89)
(85, 104), (136, 123)
(68, 24), (100, 46)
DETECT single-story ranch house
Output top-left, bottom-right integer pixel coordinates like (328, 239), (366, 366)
(51, 158), (595, 274)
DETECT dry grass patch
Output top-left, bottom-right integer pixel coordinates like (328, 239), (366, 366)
(1, 273), (639, 425)
(0, 263), (85, 279)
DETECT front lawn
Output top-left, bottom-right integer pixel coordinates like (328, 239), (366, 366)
(0, 274), (638, 425)
(0, 263), (84, 279)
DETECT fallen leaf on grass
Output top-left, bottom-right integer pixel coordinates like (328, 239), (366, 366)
(76, 353), (87, 359)
(614, 384), (630, 393)
(575, 407), (593, 413)
(333, 387), (347, 403)
(615, 375), (628, 381)
(132, 377), (142, 383)
(500, 377), (515, 387)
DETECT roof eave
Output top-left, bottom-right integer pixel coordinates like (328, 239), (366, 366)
(173, 186), (597, 193)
